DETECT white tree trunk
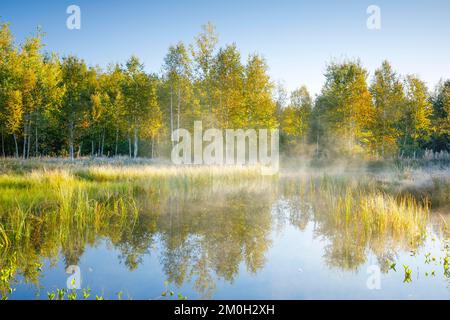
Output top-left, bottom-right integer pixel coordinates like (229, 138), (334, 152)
(133, 127), (138, 159)
(177, 87), (181, 130)
(170, 88), (174, 147)
(128, 134), (132, 158)
(69, 120), (74, 160)
(13, 134), (19, 158)
(1, 129), (5, 158)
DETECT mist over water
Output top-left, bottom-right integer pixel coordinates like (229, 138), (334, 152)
(0, 160), (449, 299)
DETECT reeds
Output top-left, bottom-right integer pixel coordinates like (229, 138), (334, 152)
(0, 159), (447, 297)
(281, 174), (432, 270)
(312, 176), (429, 238)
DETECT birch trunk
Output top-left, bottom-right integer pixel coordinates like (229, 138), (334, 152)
(69, 120), (74, 160)
(115, 129), (119, 156)
(101, 131), (105, 157)
(22, 117), (28, 159)
(170, 88), (174, 147)
(133, 127), (138, 159)
(13, 134), (19, 158)
(151, 138), (154, 159)
(35, 124), (39, 157)
(177, 87), (181, 130)
(128, 134), (132, 158)
(27, 130), (31, 159)
(1, 129), (5, 158)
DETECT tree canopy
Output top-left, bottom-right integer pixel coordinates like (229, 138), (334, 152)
(0, 21), (447, 159)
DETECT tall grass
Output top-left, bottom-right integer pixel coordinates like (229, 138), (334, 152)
(0, 159), (447, 297)
(281, 175), (431, 270)
(0, 163), (271, 298)
(0, 168), (143, 298)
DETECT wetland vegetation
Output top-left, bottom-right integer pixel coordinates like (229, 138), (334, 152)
(0, 9), (449, 299)
(0, 158), (449, 299)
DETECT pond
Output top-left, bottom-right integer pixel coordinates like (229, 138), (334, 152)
(0, 165), (449, 300)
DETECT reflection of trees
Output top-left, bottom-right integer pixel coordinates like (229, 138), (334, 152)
(322, 234), (367, 271)
(280, 176), (429, 272)
(0, 173), (433, 299)
(114, 214), (157, 271)
(0, 179), (275, 299)
(156, 188), (274, 298)
(0, 189), (142, 297)
(62, 238), (86, 269)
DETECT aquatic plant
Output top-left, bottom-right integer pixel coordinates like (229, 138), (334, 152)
(0, 159), (448, 299)
(403, 265), (412, 283)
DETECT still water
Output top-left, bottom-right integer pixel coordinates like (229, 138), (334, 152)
(2, 174), (450, 300)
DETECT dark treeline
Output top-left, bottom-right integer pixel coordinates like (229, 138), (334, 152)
(0, 22), (448, 160)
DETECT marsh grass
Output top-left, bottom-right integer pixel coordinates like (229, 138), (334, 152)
(0, 158), (448, 298)
(281, 174), (432, 270)
(0, 164), (270, 247)
(0, 163), (273, 298)
(332, 178), (427, 240)
(0, 168), (143, 298)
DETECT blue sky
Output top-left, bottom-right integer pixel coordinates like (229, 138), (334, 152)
(1, 0), (449, 95)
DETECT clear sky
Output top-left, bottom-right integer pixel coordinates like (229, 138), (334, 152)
(1, 0), (449, 96)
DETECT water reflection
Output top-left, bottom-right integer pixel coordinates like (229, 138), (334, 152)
(0, 173), (448, 299)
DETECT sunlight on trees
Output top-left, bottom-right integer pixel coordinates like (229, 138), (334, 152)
(0, 21), (448, 159)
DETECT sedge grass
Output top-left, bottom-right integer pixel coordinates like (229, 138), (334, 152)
(0, 159), (447, 297)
